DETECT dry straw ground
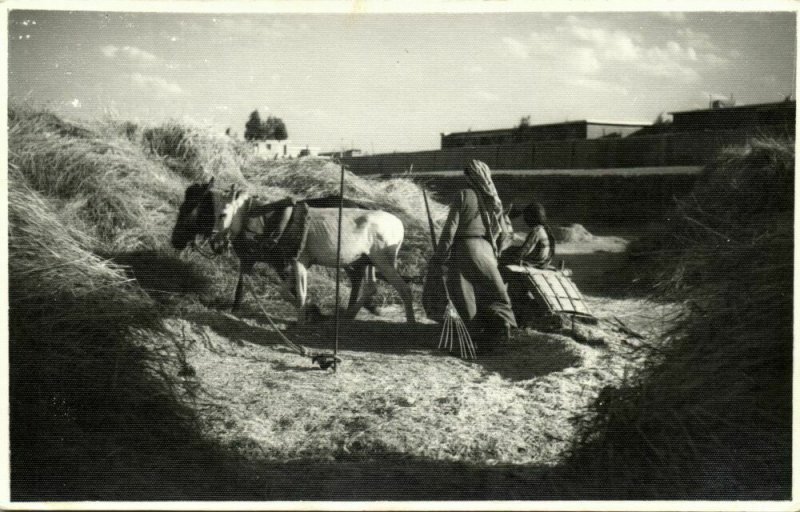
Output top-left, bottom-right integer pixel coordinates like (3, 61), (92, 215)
(8, 104), (792, 501)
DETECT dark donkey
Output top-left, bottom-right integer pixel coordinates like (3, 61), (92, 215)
(171, 178), (415, 324)
(171, 177), (228, 252)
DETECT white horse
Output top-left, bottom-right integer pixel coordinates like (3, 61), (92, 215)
(212, 188), (416, 325)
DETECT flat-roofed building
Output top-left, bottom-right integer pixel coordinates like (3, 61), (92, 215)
(440, 120), (652, 148)
(669, 100), (795, 134)
(252, 140), (320, 159)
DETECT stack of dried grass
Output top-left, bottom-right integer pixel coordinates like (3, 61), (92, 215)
(142, 119), (250, 181)
(9, 167), (196, 497)
(564, 138), (793, 499)
(7, 105), (258, 498)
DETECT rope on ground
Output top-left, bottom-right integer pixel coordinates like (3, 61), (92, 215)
(246, 277), (341, 369)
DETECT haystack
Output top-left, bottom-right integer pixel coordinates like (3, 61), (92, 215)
(565, 138), (793, 499)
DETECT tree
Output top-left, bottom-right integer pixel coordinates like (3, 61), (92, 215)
(262, 115), (288, 141)
(244, 110), (289, 141)
(272, 117), (288, 141)
(244, 110), (263, 141)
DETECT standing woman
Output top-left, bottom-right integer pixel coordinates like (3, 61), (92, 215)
(429, 160), (517, 351)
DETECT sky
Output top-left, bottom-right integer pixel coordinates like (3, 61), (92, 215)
(7, 8), (797, 153)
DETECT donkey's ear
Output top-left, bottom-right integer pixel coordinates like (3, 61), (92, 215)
(206, 176), (215, 189)
(234, 190), (243, 200)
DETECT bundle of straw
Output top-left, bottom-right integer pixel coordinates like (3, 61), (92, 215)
(420, 173), (477, 360)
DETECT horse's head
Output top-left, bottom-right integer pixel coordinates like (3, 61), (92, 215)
(171, 177), (217, 250)
(208, 185), (250, 254)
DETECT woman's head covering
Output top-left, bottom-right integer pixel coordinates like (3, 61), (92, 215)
(465, 159), (503, 214)
(464, 160), (513, 254)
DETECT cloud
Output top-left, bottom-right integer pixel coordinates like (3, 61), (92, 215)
(502, 36), (529, 59)
(569, 47), (601, 74)
(702, 53), (730, 66)
(567, 77), (628, 96)
(603, 32), (641, 61)
(567, 19), (704, 82)
(511, 15), (720, 88)
(563, 19), (641, 61)
(663, 40), (699, 61)
(130, 73), (183, 95)
(102, 45), (162, 66)
(637, 58), (700, 82)
(658, 12), (687, 22)
(529, 31), (560, 53)
(677, 27), (716, 51)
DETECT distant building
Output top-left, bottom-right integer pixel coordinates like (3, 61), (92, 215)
(318, 149), (362, 159)
(252, 140), (320, 159)
(669, 100), (795, 134)
(440, 120), (652, 149)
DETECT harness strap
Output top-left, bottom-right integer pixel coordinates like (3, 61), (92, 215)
(245, 197), (297, 219)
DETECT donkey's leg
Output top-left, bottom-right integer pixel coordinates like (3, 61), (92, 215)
(370, 249), (415, 324)
(362, 265), (380, 315)
(273, 265), (297, 304)
(344, 263), (378, 320)
(293, 261), (310, 325)
(344, 265), (364, 319)
(232, 261), (254, 312)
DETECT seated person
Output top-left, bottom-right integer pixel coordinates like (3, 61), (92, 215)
(502, 201), (556, 268)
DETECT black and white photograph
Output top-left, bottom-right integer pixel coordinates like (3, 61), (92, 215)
(3, 1), (797, 509)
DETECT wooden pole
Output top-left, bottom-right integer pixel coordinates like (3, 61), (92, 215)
(333, 161), (345, 372)
(422, 188), (437, 249)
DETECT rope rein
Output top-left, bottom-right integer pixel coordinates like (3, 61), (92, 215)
(246, 277), (308, 356)
(246, 277), (342, 369)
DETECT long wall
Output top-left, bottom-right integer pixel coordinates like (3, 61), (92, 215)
(341, 128), (781, 175)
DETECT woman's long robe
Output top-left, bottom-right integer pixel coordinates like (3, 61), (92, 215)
(427, 188), (516, 329)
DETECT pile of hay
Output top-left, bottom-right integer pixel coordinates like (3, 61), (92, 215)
(9, 165), (197, 498)
(140, 119), (249, 182)
(564, 138), (793, 499)
(552, 223), (594, 243)
(11, 106), (199, 251)
(7, 105), (271, 498)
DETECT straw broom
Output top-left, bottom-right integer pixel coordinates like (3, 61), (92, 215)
(421, 179), (477, 360)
